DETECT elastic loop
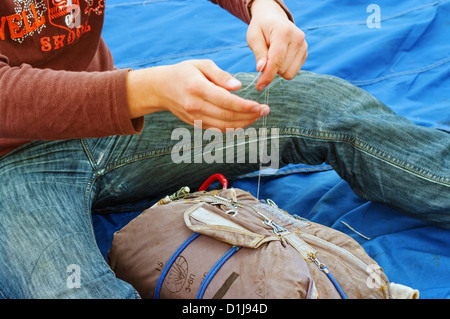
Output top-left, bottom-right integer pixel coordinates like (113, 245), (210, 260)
(324, 270), (347, 299)
(196, 246), (241, 299)
(154, 232), (200, 299)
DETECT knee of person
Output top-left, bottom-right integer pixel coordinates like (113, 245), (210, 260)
(289, 71), (391, 117)
(23, 232), (139, 299)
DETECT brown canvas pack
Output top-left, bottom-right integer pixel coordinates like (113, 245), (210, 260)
(108, 186), (416, 299)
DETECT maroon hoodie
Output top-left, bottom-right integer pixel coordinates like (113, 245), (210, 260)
(0, 0), (292, 157)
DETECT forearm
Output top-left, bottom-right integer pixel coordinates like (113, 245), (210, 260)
(0, 62), (142, 140)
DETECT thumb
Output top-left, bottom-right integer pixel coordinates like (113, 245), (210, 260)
(194, 59), (242, 91)
(247, 27), (269, 72)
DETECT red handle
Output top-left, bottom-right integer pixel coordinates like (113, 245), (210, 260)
(198, 173), (228, 191)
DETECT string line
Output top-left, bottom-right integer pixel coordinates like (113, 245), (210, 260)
(234, 70), (270, 200)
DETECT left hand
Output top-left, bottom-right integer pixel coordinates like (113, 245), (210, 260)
(246, 0), (308, 90)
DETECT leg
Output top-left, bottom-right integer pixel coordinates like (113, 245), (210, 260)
(0, 140), (138, 298)
(235, 71), (450, 227)
(89, 71), (449, 228)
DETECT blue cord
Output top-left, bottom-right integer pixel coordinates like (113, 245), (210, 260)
(320, 265), (347, 299)
(154, 232), (200, 299)
(154, 233), (345, 299)
(196, 246), (241, 299)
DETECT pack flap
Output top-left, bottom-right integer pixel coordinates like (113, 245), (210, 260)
(184, 203), (279, 248)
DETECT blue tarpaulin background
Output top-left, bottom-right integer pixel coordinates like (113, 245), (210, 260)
(92, 0), (450, 299)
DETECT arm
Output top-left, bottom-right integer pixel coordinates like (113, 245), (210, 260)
(126, 59), (269, 131)
(0, 57), (143, 141)
(126, 0), (306, 130)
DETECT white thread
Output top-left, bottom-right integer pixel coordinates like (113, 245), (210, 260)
(236, 70), (270, 200)
(239, 70), (264, 93)
(141, 72), (271, 198)
(256, 87), (270, 200)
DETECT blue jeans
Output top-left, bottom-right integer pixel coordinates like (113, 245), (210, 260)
(0, 71), (448, 298)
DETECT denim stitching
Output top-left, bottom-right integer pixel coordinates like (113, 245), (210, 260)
(92, 127), (449, 187)
(279, 127), (450, 187)
(102, 144), (184, 174)
(100, 128), (265, 174)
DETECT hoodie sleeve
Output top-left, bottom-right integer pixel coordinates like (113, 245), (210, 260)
(0, 56), (143, 141)
(208, 0), (294, 24)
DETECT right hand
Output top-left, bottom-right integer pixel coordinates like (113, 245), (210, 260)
(126, 59), (270, 131)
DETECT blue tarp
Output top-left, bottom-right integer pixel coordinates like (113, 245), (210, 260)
(93, 0), (450, 299)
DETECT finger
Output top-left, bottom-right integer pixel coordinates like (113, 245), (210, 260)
(278, 44), (302, 80)
(247, 27), (269, 72)
(300, 40), (309, 66)
(277, 42), (298, 78)
(192, 111), (265, 131)
(256, 35), (288, 90)
(182, 101), (263, 131)
(194, 59), (242, 91)
(192, 99), (269, 123)
(256, 57), (267, 73)
(201, 81), (266, 114)
(279, 38), (308, 80)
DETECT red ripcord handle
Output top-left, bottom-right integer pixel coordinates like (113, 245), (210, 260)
(198, 174), (228, 191)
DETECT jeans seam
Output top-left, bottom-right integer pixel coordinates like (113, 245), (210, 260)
(79, 139), (111, 269)
(102, 145), (178, 174)
(280, 127), (450, 187)
(80, 139), (100, 173)
(95, 127), (449, 188)
(101, 137), (228, 174)
(85, 174), (101, 239)
(29, 231), (88, 278)
(99, 127), (273, 174)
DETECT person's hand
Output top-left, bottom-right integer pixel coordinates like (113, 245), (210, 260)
(246, 0), (308, 90)
(127, 59), (270, 130)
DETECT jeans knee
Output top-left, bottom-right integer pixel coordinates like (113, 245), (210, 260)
(24, 232), (138, 298)
(285, 72), (393, 119)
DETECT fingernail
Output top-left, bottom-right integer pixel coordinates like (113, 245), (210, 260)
(256, 58), (266, 72)
(261, 106), (270, 116)
(227, 78), (241, 89)
(252, 106), (261, 113)
(257, 84), (266, 91)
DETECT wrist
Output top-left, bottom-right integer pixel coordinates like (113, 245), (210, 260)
(249, 0), (292, 22)
(126, 67), (165, 119)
